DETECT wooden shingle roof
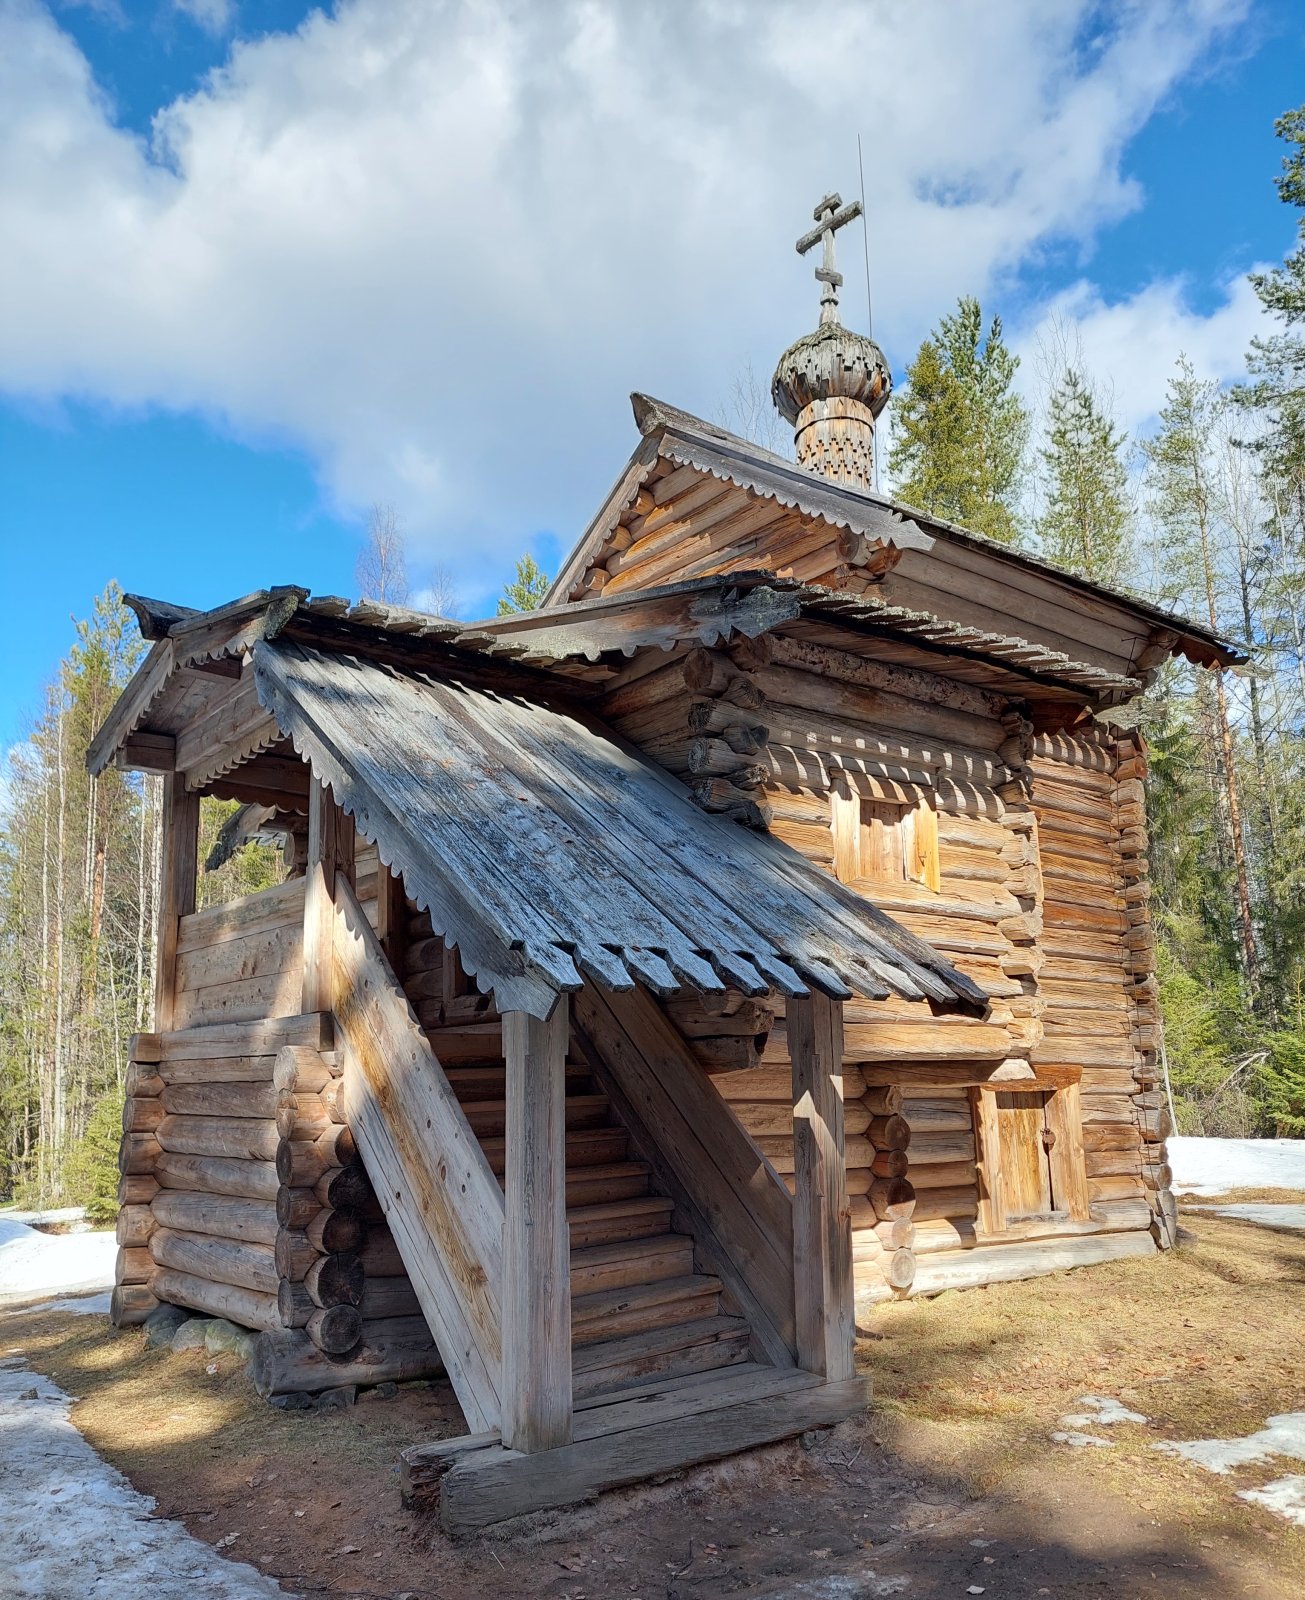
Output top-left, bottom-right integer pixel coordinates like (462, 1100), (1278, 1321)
(252, 637), (988, 1020)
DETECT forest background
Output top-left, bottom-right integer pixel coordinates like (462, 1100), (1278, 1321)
(5, 108), (1305, 1217)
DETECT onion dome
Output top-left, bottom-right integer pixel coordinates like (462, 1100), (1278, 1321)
(772, 193), (892, 491)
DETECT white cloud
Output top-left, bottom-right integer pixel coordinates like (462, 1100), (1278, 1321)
(172, 0), (233, 35)
(1015, 272), (1270, 439)
(0, 0), (1262, 609)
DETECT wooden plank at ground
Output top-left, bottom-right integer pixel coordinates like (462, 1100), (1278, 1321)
(501, 1001), (572, 1452)
(906, 1230), (1155, 1297)
(332, 874), (504, 1433)
(787, 992), (854, 1381)
(437, 1373), (872, 1534)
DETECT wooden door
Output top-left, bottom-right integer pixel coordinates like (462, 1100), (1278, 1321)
(993, 1091), (1054, 1220)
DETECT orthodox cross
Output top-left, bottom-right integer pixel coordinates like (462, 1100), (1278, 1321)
(795, 192), (863, 327)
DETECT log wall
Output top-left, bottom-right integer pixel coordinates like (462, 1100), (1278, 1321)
(603, 636), (1162, 1304)
(1031, 726), (1174, 1245)
(114, 855), (444, 1396)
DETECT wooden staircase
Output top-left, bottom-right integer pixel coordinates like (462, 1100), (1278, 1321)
(428, 1029), (756, 1399)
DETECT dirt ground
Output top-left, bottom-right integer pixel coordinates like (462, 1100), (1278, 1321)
(5, 1205), (1304, 1600)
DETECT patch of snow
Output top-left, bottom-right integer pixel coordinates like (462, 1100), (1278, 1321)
(1155, 1412), (1305, 1474)
(1170, 1136), (1305, 1196)
(0, 1360), (293, 1598)
(1239, 1474), (1305, 1527)
(3, 1206), (88, 1228)
(3, 1292), (112, 1319)
(1051, 1430), (1114, 1449)
(0, 1216), (115, 1307)
(1208, 1203), (1305, 1231)
(1059, 1395), (1147, 1428)
(755, 1577), (908, 1597)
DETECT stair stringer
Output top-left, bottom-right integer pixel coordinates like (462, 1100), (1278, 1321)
(331, 874), (505, 1433)
(572, 983), (797, 1369)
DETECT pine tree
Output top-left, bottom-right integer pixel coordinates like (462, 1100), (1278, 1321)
(888, 296), (1030, 545)
(1234, 105), (1305, 536)
(1144, 360), (1260, 995)
(497, 555), (551, 615)
(1038, 367), (1131, 584)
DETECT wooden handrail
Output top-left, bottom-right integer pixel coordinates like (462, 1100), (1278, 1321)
(330, 872), (505, 1432)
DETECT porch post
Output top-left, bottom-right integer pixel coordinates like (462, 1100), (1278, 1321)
(302, 777), (355, 1014)
(501, 997), (572, 1452)
(155, 772), (200, 1033)
(788, 990), (855, 1380)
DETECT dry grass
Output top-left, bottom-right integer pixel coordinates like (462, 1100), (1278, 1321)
(1180, 1186), (1305, 1206)
(861, 1210), (1305, 1583)
(4, 1210), (1304, 1598)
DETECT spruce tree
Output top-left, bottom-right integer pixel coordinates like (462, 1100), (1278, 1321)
(1037, 367), (1131, 585)
(497, 554), (551, 614)
(888, 296), (1030, 545)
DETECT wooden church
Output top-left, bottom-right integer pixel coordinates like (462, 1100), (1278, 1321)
(94, 195), (1240, 1532)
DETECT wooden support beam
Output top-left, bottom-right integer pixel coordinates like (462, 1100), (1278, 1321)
(787, 992), (854, 1381)
(302, 778), (354, 1012)
(375, 860), (408, 976)
(501, 1000), (572, 1453)
(156, 773), (200, 1032)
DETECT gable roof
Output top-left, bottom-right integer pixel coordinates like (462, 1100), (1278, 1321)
(547, 394), (1245, 674)
(252, 637), (987, 1019)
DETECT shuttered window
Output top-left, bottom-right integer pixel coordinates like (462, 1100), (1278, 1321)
(830, 785), (940, 894)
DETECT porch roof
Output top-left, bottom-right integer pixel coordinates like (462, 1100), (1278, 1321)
(252, 636), (988, 1020)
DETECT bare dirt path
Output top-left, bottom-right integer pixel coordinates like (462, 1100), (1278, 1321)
(3, 1207), (1302, 1599)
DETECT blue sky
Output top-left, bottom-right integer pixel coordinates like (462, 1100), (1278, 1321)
(1, 0), (1302, 753)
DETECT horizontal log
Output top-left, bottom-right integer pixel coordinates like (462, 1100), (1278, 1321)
(305, 1251), (364, 1309)
(154, 1151), (279, 1202)
(118, 1173), (159, 1207)
(307, 1303), (363, 1355)
(250, 1318), (444, 1397)
(909, 1185), (979, 1222)
(157, 1114), (279, 1162)
(314, 1164), (373, 1210)
(149, 1266), (281, 1332)
(306, 1207), (366, 1255)
(161, 1082), (278, 1119)
(908, 1159), (977, 1190)
(119, 1132), (161, 1175)
(110, 1283), (157, 1327)
(150, 1226), (278, 1295)
(122, 1098), (165, 1135)
(361, 1275), (423, 1321)
(908, 1230), (1156, 1297)
(117, 1244), (152, 1283)
(152, 1190), (279, 1246)
(276, 1186), (321, 1230)
(273, 1044), (333, 1094)
(274, 1230), (318, 1283)
(276, 1091), (330, 1142)
(125, 1061), (164, 1097)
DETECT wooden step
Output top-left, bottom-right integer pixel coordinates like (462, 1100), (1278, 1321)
(566, 1195), (675, 1249)
(480, 1125), (629, 1176)
(563, 1161), (652, 1208)
(462, 1094), (611, 1138)
(572, 1314), (753, 1398)
(570, 1274), (724, 1348)
(442, 1065), (593, 1102)
(569, 1234), (694, 1298)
